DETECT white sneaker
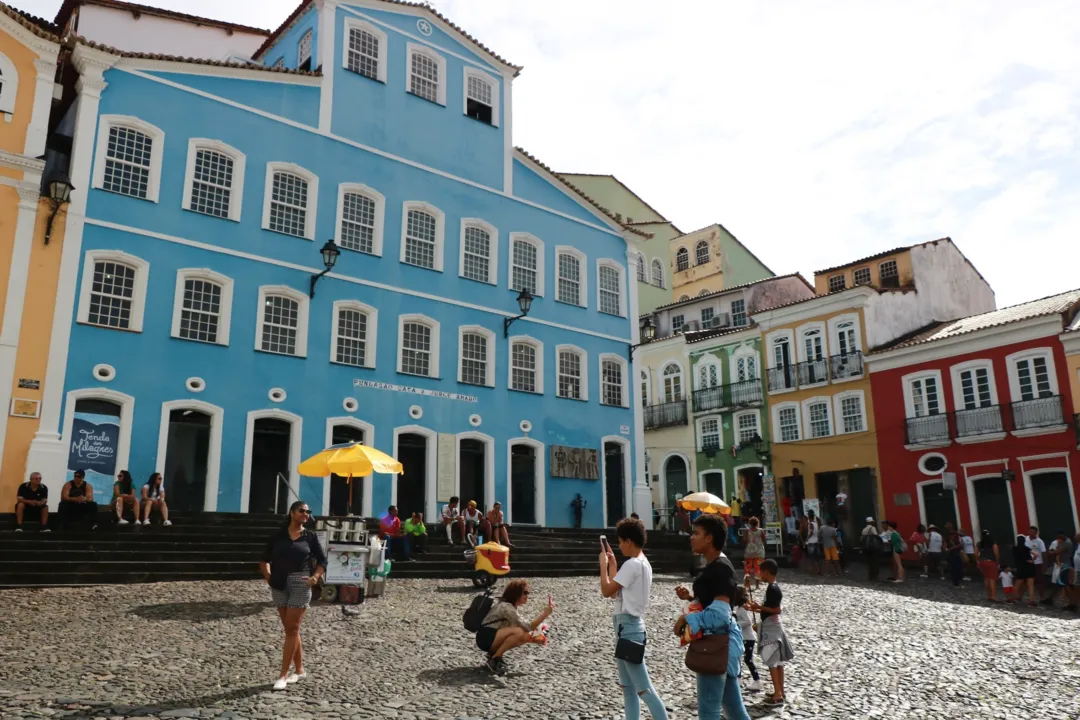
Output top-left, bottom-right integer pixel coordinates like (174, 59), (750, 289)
(134, 520), (142, 526)
(920, 573), (928, 578)
(117, 518), (129, 525)
(285, 673), (300, 684)
(163, 520), (172, 526)
(748, 679), (764, 692)
(15, 528), (22, 532)
(41, 528), (51, 533)
(292, 671), (307, 682)
(272, 677), (288, 691)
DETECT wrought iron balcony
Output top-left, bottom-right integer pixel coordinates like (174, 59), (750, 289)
(905, 413), (950, 445)
(1011, 395), (1064, 431)
(796, 358), (829, 386)
(955, 404), (1005, 438)
(692, 386), (725, 413)
(644, 400), (688, 430)
(767, 366), (797, 392)
(692, 379), (764, 412)
(829, 351), (864, 380)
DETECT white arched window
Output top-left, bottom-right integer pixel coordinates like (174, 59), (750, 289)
(398, 314), (440, 377)
(171, 269), (234, 346)
(332, 300), (378, 369)
(696, 359), (720, 390)
(401, 201), (445, 271)
(556, 246), (585, 306)
(675, 247), (689, 272)
(600, 354), (627, 407)
(407, 43), (447, 105)
(650, 258), (665, 289)
(640, 369), (651, 406)
(597, 260), (625, 317)
(458, 325), (495, 387)
(262, 162), (319, 240)
(337, 183), (385, 256)
(459, 219), (497, 284)
(662, 362), (683, 402)
(509, 336), (543, 393)
(343, 18), (388, 82)
(510, 233), (544, 296)
(635, 253), (646, 282)
(183, 139), (246, 221)
(92, 116), (165, 202)
(463, 67), (499, 126)
(297, 29), (313, 71)
(556, 344), (587, 401)
(0, 52), (19, 115)
(77, 250), (150, 333)
(695, 240), (710, 265)
(255, 285), (309, 357)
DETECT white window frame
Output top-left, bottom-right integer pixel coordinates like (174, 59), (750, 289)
(254, 285), (309, 358)
(827, 274), (846, 293)
(729, 346), (760, 383)
(297, 29), (313, 69)
(262, 161), (319, 240)
(507, 335), (544, 394)
(330, 300), (378, 369)
(509, 232), (545, 297)
(342, 17), (388, 83)
(694, 357), (722, 391)
(400, 201), (446, 272)
(596, 259), (627, 317)
(766, 329), (795, 369)
(635, 252), (646, 283)
(76, 250), (151, 333)
(181, 139), (246, 222)
(695, 240), (710, 266)
(802, 396), (834, 438)
(796, 321), (829, 362)
(733, 409), (761, 445)
(170, 268), (234, 346)
(832, 390), (867, 435)
(827, 313), (862, 355)
(949, 359), (999, 409)
(462, 66), (500, 127)
(730, 298), (747, 327)
(675, 247), (689, 272)
(335, 183), (385, 257)
(650, 258), (666, 289)
(599, 353), (629, 408)
(555, 246), (587, 307)
(696, 415), (723, 451)
(661, 361), (684, 402)
(397, 314), (441, 378)
(457, 325), (496, 387)
(458, 218), (498, 285)
(555, 344), (588, 401)
(405, 42), (447, 106)
(1005, 348), (1059, 401)
(772, 401), (802, 443)
(640, 368), (652, 407)
(902, 369), (946, 418)
(0, 52), (18, 115)
(91, 115), (165, 203)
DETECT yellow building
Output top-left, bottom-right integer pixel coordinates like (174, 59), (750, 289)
(0, 3), (61, 511)
(754, 239), (994, 540)
(1061, 311), (1080, 421)
(670, 223), (773, 305)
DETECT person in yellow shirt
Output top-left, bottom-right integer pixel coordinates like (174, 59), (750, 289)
(729, 496), (742, 546)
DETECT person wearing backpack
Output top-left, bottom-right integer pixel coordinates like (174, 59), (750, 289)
(472, 580), (553, 675)
(887, 521), (905, 583)
(860, 517), (883, 581)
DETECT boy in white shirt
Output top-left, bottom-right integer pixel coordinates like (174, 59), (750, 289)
(440, 496), (465, 545)
(999, 566), (1015, 604)
(924, 525), (944, 579)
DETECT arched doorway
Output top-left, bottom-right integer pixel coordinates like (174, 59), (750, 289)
(329, 424), (365, 516)
(248, 418), (293, 514)
(919, 480), (958, 530)
(701, 470), (725, 499)
(664, 455), (689, 515)
(1028, 471), (1076, 536)
(163, 409), (211, 514)
(396, 433), (428, 519)
(510, 444), (537, 524)
(459, 438), (487, 509)
(604, 441), (627, 526)
(972, 474), (1015, 543)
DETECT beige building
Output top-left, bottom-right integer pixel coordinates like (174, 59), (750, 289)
(671, 223), (773, 301)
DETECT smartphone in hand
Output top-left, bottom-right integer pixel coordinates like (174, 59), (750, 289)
(600, 535), (612, 554)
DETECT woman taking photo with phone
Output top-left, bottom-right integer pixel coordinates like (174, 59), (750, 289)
(260, 501), (327, 691)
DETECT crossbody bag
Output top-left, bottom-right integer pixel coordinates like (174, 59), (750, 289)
(614, 624), (646, 664)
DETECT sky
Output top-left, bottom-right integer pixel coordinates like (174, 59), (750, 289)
(20, 0), (1080, 308)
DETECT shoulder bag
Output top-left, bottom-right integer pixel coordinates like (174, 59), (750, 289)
(685, 632), (729, 675)
(614, 624), (646, 664)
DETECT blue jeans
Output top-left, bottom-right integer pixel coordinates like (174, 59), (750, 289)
(613, 614), (668, 719)
(696, 672), (751, 720)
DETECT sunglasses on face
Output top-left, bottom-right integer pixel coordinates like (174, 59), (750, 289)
(297, 508), (311, 515)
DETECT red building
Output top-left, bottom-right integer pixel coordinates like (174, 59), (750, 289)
(867, 291), (1080, 545)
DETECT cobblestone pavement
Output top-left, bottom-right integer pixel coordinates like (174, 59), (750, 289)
(2, 569), (1079, 719)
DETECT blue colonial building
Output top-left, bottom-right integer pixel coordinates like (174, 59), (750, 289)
(27, 0), (646, 528)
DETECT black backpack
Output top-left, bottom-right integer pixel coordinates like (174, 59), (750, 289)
(463, 590), (495, 633)
(862, 531), (884, 553)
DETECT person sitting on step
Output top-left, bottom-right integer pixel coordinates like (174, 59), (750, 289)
(112, 470), (140, 525)
(463, 500), (486, 546)
(379, 505), (412, 562)
(403, 511), (427, 555)
(487, 501), (512, 547)
(14, 471), (50, 532)
(440, 496), (466, 546)
(141, 472), (172, 526)
(58, 470), (98, 531)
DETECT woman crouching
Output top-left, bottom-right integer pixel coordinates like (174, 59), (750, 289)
(260, 501), (327, 691)
(476, 579), (553, 675)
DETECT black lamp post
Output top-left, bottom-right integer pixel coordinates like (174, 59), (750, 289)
(503, 288), (534, 337)
(43, 170), (73, 245)
(750, 433), (771, 462)
(309, 240), (341, 298)
(628, 317), (657, 356)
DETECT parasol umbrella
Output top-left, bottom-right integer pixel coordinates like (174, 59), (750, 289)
(677, 492), (731, 515)
(298, 442), (403, 478)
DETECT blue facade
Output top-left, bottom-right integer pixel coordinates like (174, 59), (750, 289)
(59, 2), (636, 527)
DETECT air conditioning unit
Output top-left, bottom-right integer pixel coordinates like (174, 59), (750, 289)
(685, 320), (701, 331)
(715, 312), (730, 327)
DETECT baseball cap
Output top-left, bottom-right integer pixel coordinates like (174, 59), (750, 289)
(865, 516), (873, 523)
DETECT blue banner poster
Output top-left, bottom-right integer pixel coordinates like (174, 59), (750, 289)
(66, 411), (120, 500)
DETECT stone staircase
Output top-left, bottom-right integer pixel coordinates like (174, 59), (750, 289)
(0, 512), (699, 588)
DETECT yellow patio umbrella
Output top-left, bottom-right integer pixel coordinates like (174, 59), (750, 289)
(677, 492), (731, 515)
(298, 442), (403, 478)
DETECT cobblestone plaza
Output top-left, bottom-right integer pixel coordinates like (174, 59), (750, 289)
(2, 574), (1078, 719)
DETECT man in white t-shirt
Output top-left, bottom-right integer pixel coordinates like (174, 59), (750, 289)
(440, 496), (466, 545)
(925, 525), (944, 579)
(805, 510), (821, 575)
(1025, 526), (1047, 602)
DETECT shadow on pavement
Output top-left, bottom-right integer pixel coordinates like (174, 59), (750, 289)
(417, 666), (502, 687)
(61, 685), (269, 719)
(435, 585), (485, 594)
(128, 600), (271, 622)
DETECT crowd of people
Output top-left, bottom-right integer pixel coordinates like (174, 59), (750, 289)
(375, 496), (516, 562)
(13, 469), (171, 532)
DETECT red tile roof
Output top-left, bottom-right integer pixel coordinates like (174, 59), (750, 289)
(1, 1), (61, 40)
(54, 0), (270, 36)
(75, 35), (320, 76)
(649, 273), (813, 313)
(253, 0), (521, 75)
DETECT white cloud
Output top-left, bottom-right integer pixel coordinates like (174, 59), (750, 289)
(23, 0), (1080, 306)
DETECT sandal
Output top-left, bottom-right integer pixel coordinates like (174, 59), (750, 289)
(763, 695), (785, 706)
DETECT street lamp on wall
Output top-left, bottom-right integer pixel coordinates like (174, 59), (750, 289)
(43, 170), (73, 245)
(503, 288), (534, 337)
(628, 317), (657, 356)
(309, 240), (341, 298)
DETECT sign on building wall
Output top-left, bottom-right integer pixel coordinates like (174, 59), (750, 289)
(66, 410), (120, 499)
(353, 379), (478, 403)
(550, 446), (600, 480)
(437, 433), (456, 501)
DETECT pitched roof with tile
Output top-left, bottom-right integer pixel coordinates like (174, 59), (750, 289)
(557, 172), (671, 224)
(253, 0), (521, 74)
(74, 35), (321, 76)
(1, 1), (61, 40)
(871, 289), (1080, 353)
(685, 324), (758, 345)
(54, 0), (269, 36)
(814, 236), (990, 288)
(649, 273), (813, 314)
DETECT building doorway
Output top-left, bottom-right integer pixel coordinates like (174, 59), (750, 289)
(396, 433), (428, 518)
(664, 455), (688, 518)
(816, 471), (839, 524)
(511, 444), (537, 524)
(163, 409), (211, 514)
(329, 424), (365, 516)
(920, 481), (958, 530)
(738, 466), (764, 519)
(248, 418), (292, 514)
(604, 441), (626, 526)
(972, 475), (1014, 546)
(1029, 471), (1076, 536)
(702, 471), (725, 499)
(459, 438), (487, 509)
